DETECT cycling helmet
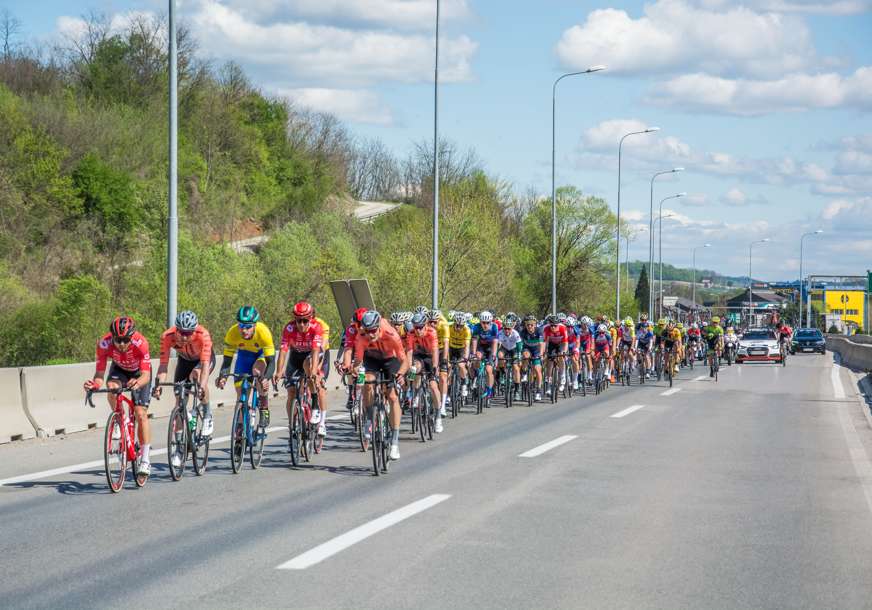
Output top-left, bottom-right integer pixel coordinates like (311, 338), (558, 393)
(479, 311), (494, 323)
(110, 315), (136, 338)
(389, 311), (405, 324)
(236, 305), (259, 324)
(580, 316), (592, 327)
(557, 312), (568, 323)
(428, 309), (444, 322)
(361, 310), (381, 331)
(504, 311), (518, 323)
(504, 316), (517, 329)
(414, 305), (428, 315)
(412, 312), (428, 328)
(658, 318), (667, 326)
(523, 313), (537, 323)
(293, 301), (314, 319)
(677, 323), (684, 330)
(712, 316), (721, 324)
(453, 312), (466, 325)
(175, 310), (198, 332)
(640, 313), (648, 321)
(447, 310), (456, 323)
(623, 317), (633, 326)
(566, 315), (577, 327)
(597, 324), (608, 333)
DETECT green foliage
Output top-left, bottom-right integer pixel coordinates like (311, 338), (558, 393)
(634, 265), (650, 316)
(72, 153), (141, 242)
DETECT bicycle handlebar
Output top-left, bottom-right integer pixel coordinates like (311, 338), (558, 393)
(84, 387), (132, 408)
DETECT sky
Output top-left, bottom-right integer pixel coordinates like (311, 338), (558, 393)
(5, 0), (872, 280)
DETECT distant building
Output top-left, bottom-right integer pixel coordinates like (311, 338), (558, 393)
(701, 278), (713, 288)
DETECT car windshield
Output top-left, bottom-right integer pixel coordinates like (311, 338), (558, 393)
(743, 330), (775, 340)
(796, 330), (822, 339)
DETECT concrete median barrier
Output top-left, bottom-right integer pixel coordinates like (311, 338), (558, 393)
(0, 368), (36, 443)
(22, 362), (102, 436)
(828, 336), (872, 372)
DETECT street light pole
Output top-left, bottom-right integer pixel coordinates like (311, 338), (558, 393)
(166, 0), (178, 327)
(551, 65), (605, 315)
(691, 243), (712, 320)
(431, 0), (440, 310)
(748, 238), (771, 327)
(656, 194), (685, 319)
(648, 167), (683, 316)
(653, 213), (673, 319)
(616, 127), (659, 320)
(798, 229), (822, 328)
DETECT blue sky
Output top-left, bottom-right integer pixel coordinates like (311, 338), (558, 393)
(5, 0), (872, 280)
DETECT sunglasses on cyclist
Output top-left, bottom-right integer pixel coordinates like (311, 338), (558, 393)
(414, 323), (427, 330)
(177, 329), (194, 337)
(366, 329), (379, 338)
(113, 336), (131, 345)
(295, 317), (311, 325)
(238, 323), (254, 330)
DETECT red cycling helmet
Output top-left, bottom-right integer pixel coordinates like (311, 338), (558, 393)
(353, 307), (367, 324)
(110, 316), (136, 338)
(293, 301), (314, 319)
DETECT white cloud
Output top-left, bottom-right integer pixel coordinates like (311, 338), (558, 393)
(648, 68), (872, 115)
(696, 0), (871, 14)
(222, 0), (472, 29)
(719, 187), (769, 206)
(556, 0), (817, 78)
(190, 0), (477, 87)
(681, 193), (709, 207)
(277, 88), (392, 125)
(818, 196), (872, 232)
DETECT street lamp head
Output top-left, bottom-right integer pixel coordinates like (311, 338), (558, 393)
(673, 167), (685, 172)
(586, 65), (607, 73)
(762, 237), (771, 243)
(646, 126), (661, 133)
(814, 229), (823, 234)
(704, 243), (712, 248)
(677, 192), (687, 197)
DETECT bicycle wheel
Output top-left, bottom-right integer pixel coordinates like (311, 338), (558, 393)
(250, 417), (265, 470)
(379, 408), (390, 473)
(550, 364), (559, 404)
(132, 417), (148, 488)
(425, 392), (434, 441)
(370, 402), (380, 476)
(167, 406), (187, 481)
(230, 404), (246, 474)
(104, 412), (126, 493)
(416, 387), (426, 442)
(667, 360), (673, 388)
(192, 403), (210, 476)
(289, 398), (302, 467)
(356, 394), (367, 452)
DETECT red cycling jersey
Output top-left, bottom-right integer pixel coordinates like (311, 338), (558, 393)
(96, 331), (151, 374)
(343, 323), (359, 350)
(354, 319), (406, 362)
(280, 319), (324, 353)
(159, 325), (213, 367)
(777, 325), (793, 338)
(405, 326), (438, 355)
(687, 328), (701, 339)
(543, 324), (569, 345)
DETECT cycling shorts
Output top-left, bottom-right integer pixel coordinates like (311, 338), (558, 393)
(449, 347), (466, 362)
(174, 352), (216, 383)
(362, 354), (402, 380)
(413, 352), (435, 375)
(108, 364), (151, 407)
(546, 343), (565, 358)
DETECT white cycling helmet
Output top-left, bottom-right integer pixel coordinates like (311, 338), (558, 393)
(597, 323), (608, 333)
(581, 316), (592, 327)
(479, 311), (494, 323)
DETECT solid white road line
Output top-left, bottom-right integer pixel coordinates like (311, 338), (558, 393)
(693, 375), (708, 382)
(660, 388), (681, 396)
(276, 494), (451, 570)
(611, 405), (645, 418)
(0, 425), (288, 487)
(518, 435), (578, 458)
(832, 362), (846, 399)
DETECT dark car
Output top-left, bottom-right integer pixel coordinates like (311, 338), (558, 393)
(790, 328), (826, 354)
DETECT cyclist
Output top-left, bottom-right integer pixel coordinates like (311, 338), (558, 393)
(636, 320), (655, 378)
(519, 313), (544, 401)
(406, 311), (443, 433)
(389, 311), (410, 340)
(577, 316), (595, 385)
(702, 316), (724, 376)
(543, 314), (569, 395)
(338, 307), (369, 410)
(687, 323), (702, 364)
(471, 311), (499, 399)
(565, 315), (582, 391)
(83, 316), (153, 476)
(676, 322), (687, 367)
(448, 311), (472, 399)
(154, 310), (216, 442)
(276, 301), (327, 438)
(497, 313), (523, 401)
(313, 311), (331, 382)
(592, 323), (612, 381)
(353, 310), (409, 460)
(428, 310), (451, 417)
(216, 306), (274, 431)
(775, 320), (793, 355)
(616, 317), (636, 380)
(662, 320), (682, 376)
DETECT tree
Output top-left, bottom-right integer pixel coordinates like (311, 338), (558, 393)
(635, 264), (650, 315)
(1, 9), (22, 60)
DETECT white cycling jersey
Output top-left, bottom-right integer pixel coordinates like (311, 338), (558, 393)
(497, 329), (522, 350)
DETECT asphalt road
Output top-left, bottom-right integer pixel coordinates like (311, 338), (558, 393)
(2, 354), (872, 610)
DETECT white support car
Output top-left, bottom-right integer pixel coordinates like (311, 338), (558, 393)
(737, 328), (783, 364)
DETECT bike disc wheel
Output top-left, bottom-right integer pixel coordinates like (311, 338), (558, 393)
(104, 412), (126, 493)
(249, 421), (265, 469)
(371, 405), (380, 476)
(192, 405), (209, 476)
(379, 414), (390, 473)
(230, 405), (246, 474)
(167, 407), (187, 481)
